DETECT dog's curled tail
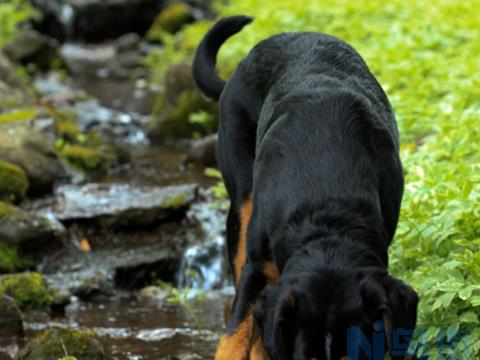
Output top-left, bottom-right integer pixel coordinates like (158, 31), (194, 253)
(192, 15), (253, 100)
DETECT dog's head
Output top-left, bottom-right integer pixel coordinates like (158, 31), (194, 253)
(253, 263), (418, 360)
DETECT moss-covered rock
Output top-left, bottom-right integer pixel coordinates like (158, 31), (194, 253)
(3, 30), (60, 70)
(186, 134), (217, 167)
(162, 190), (192, 209)
(48, 108), (81, 143)
(0, 124), (66, 196)
(60, 145), (114, 172)
(159, 89), (217, 138)
(0, 242), (27, 274)
(0, 201), (13, 219)
(15, 327), (104, 360)
(148, 3), (195, 37)
(0, 161), (29, 203)
(148, 64), (218, 140)
(0, 272), (53, 311)
(0, 54), (31, 112)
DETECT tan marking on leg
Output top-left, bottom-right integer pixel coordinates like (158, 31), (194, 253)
(249, 334), (269, 360)
(215, 312), (255, 360)
(263, 261), (280, 284)
(224, 298), (233, 325)
(234, 193), (253, 285)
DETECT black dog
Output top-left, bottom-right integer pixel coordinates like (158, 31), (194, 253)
(193, 16), (419, 360)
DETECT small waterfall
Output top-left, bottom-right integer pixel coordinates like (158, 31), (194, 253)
(59, 4), (75, 39)
(178, 191), (231, 290)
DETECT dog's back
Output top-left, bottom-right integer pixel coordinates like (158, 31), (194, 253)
(237, 32), (399, 151)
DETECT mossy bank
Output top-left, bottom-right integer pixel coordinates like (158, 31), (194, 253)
(15, 327), (105, 360)
(0, 272), (53, 311)
(0, 161), (29, 203)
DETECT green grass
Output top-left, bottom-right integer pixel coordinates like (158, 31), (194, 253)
(148, 1), (480, 358)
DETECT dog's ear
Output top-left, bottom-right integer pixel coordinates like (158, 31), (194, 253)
(359, 269), (419, 356)
(254, 285), (296, 360)
(272, 288), (296, 359)
(347, 97), (397, 154)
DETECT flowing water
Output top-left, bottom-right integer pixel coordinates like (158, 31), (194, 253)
(0, 41), (232, 359)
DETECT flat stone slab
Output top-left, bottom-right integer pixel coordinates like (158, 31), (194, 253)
(49, 183), (197, 227)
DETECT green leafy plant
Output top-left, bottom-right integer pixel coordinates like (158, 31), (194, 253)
(204, 167), (229, 211)
(189, 110), (216, 139)
(156, 279), (206, 329)
(0, 0), (37, 48)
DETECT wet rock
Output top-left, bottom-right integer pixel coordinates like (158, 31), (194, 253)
(39, 212), (196, 290)
(0, 124), (67, 196)
(46, 183), (197, 228)
(60, 41), (147, 81)
(138, 285), (170, 301)
(0, 295), (24, 337)
(161, 64), (196, 106)
(115, 33), (142, 53)
(73, 271), (114, 299)
(0, 202), (65, 259)
(32, 0), (167, 42)
(3, 30), (60, 69)
(60, 43), (116, 78)
(148, 64), (218, 141)
(173, 354), (203, 360)
(42, 240), (184, 291)
(72, 100), (149, 144)
(45, 269), (113, 301)
(50, 287), (71, 310)
(39, 42), (154, 115)
(115, 253), (180, 289)
(148, 2), (195, 36)
(33, 72), (83, 104)
(0, 54), (24, 89)
(0, 54), (31, 109)
(186, 134), (217, 167)
(0, 161), (29, 204)
(15, 326), (105, 360)
(160, 355), (203, 360)
(0, 272), (53, 311)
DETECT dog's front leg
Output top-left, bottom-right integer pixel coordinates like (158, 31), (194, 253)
(215, 262), (267, 360)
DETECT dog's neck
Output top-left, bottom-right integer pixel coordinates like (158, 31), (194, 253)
(273, 196), (389, 272)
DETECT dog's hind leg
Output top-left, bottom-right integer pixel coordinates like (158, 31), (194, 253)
(215, 86), (268, 359)
(216, 82), (259, 285)
(216, 261), (268, 360)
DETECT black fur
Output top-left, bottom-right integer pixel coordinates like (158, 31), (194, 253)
(193, 16), (418, 360)
(193, 15), (253, 100)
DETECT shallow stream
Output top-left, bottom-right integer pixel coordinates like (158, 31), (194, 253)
(0, 41), (230, 359)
